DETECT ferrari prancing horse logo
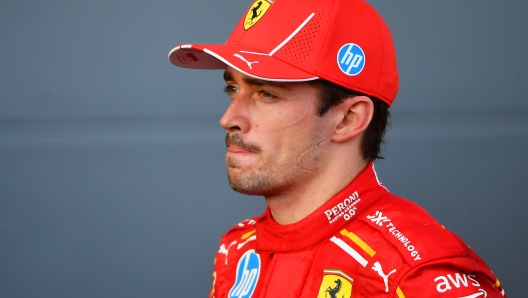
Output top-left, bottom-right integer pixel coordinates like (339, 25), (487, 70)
(317, 269), (353, 298)
(244, 0), (271, 30)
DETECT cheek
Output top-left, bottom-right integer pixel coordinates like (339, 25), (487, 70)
(259, 108), (329, 163)
(256, 100), (314, 133)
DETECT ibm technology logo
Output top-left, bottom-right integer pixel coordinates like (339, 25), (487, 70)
(337, 43), (365, 76)
(229, 249), (261, 298)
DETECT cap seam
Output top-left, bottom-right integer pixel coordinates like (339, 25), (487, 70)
(269, 52), (319, 79)
(312, 0), (340, 75)
(228, 42), (320, 79)
(373, 10), (387, 103)
(202, 46), (319, 81)
(233, 41), (271, 56)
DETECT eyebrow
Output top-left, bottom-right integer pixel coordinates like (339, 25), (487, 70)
(223, 69), (292, 91)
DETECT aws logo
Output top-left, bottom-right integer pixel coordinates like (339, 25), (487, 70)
(317, 269), (353, 298)
(229, 250), (261, 298)
(244, 0), (271, 30)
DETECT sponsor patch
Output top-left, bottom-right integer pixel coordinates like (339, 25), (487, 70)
(371, 261), (396, 293)
(229, 249), (261, 298)
(234, 53), (259, 69)
(237, 219), (257, 227)
(434, 272), (481, 294)
(324, 191), (361, 224)
(366, 211), (421, 261)
(218, 231), (257, 265)
(244, 0), (271, 30)
(337, 43), (365, 76)
(317, 269), (353, 298)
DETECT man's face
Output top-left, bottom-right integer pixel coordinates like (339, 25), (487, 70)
(221, 67), (333, 196)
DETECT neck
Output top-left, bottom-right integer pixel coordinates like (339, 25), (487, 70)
(265, 153), (368, 225)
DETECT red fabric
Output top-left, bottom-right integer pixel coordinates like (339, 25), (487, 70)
(210, 163), (506, 298)
(169, 0), (399, 106)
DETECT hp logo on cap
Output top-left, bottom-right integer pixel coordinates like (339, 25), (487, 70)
(337, 43), (365, 76)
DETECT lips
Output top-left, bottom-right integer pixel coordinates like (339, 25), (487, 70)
(227, 146), (254, 154)
(225, 133), (262, 154)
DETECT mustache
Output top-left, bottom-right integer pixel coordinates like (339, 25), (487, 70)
(225, 133), (262, 153)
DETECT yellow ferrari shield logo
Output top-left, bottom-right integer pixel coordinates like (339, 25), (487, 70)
(317, 270), (353, 298)
(244, 0), (271, 30)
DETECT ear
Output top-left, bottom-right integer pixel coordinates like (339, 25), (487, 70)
(331, 95), (374, 143)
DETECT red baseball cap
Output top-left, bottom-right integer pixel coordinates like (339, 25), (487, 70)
(168, 0), (399, 106)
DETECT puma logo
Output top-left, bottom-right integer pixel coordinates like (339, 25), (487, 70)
(372, 261), (396, 292)
(218, 241), (237, 265)
(234, 53), (259, 69)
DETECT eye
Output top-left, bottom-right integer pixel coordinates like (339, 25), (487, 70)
(223, 85), (238, 95)
(258, 89), (278, 100)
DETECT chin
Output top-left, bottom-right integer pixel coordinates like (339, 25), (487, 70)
(228, 172), (289, 198)
(227, 172), (272, 196)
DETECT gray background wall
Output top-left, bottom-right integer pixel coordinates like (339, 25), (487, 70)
(1, 0), (526, 297)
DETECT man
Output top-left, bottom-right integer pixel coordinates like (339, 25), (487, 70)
(168, 0), (506, 297)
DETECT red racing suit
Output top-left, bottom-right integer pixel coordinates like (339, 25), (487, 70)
(209, 163), (506, 298)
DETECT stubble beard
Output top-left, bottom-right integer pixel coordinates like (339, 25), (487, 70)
(225, 133), (283, 196)
(226, 159), (284, 196)
(225, 122), (325, 196)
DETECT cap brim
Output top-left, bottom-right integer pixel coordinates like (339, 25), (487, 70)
(168, 43), (318, 82)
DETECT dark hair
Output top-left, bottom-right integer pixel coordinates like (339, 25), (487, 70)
(310, 79), (390, 161)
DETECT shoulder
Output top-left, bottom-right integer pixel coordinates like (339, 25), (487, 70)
(321, 194), (504, 297)
(357, 194), (468, 265)
(341, 194), (504, 297)
(219, 215), (262, 243)
(210, 215), (264, 298)
(214, 214), (263, 265)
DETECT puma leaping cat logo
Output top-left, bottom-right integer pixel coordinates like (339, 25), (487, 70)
(218, 241), (236, 265)
(372, 261), (396, 293)
(234, 54), (259, 69)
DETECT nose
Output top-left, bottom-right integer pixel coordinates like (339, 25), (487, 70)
(220, 95), (250, 133)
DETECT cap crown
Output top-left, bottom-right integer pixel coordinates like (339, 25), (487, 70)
(226, 0), (398, 105)
(168, 0), (399, 106)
